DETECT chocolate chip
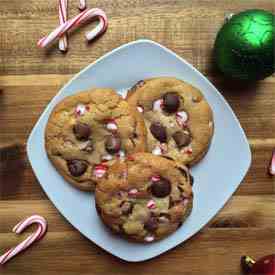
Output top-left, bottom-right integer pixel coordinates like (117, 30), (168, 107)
(173, 131), (191, 148)
(150, 122), (167, 143)
(105, 135), (121, 154)
(144, 217), (158, 232)
(151, 177), (171, 198)
(162, 92), (180, 113)
(67, 160), (87, 177)
(73, 123), (91, 141)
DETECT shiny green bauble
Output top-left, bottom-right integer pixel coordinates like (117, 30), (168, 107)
(214, 9), (274, 80)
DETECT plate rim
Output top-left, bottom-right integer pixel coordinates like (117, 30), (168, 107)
(27, 39), (251, 262)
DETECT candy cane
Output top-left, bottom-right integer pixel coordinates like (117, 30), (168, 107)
(269, 150), (275, 176)
(38, 8), (108, 48)
(0, 215), (47, 265)
(58, 0), (68, 52)
(78, 0), (86, 11)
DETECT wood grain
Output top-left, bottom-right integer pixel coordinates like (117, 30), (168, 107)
(0, 197), (274, 275)
(1, 0), (274, 274)
(1, 0), (274, 76)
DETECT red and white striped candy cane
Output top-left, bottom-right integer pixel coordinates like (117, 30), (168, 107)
(0, 215), (47, 265)
(37, 8), (108, 48)
(58, 0), (68, 52)
(78, 0), (86, 11)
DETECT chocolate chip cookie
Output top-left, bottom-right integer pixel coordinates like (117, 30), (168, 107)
(127, 77), (214, 166)
(45, 89), (146, 191)
(95, 153), (193, 242)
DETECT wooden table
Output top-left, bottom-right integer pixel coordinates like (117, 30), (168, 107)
(1, 1), (274, 274)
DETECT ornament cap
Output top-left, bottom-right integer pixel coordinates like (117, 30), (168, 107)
(225, 12), (234, 21)
(241, 255), (256, 273)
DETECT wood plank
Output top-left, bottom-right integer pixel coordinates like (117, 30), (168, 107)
(0, 196), (274, 275)
(1, 0), (274, 76)
(237, 143), (275, 195)
(1, 1), (274, 274)
(1, 228), (274, 275)
(212, 79), (275, 140)
(1, 195), (274, 233)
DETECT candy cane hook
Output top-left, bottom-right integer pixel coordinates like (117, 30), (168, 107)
(0, 215), (48, 265)
(38, 8), (108, 48)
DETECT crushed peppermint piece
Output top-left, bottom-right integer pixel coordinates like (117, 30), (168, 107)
(137, 106), (144, 113)
(176, 111), (188, 128)
(117, 150), (125, 160)
(152, 146), (162, 156)
(182, 146), (193, 155)
(144, 235), (154, 242)
(151, 175), (161, 182)
(75, 104), (86, 116)
(93, 164), (107, 178)
(106, 120), (118, 131)
(160, 143), (168, 154)
(101, 154), (113, 161)
(128, 188), (138, 196)
(153, 99), (163, 111)
(147, 199), (156, 209)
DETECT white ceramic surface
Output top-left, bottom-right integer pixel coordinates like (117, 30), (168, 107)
(27, 39), (251, 262)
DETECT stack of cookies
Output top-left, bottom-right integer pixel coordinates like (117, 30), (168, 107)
(45, 77), (214, 243)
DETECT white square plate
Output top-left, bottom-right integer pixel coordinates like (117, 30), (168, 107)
(27, 39), (251, 262)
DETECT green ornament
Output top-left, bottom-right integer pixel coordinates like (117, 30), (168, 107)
(214, 9), (275, 80)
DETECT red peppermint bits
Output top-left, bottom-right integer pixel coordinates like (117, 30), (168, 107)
(75, 104), (86, 116)
(128, 188), (139, 196)
(93, 163), (108, 178)
(176, 111), (188, 128)
(105, 119), (118, 132)
(151, 175), (161, 182)
(147, 199), (156, 209)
